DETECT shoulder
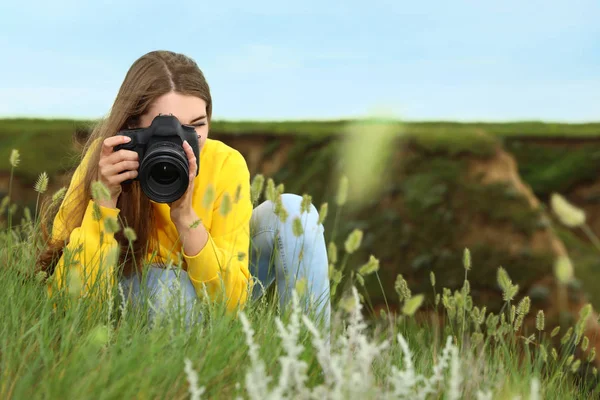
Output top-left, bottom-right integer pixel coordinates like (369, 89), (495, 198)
(202, 138), (243, 158)
(197, 139), (250, 198)
(201, 138), (249, 172)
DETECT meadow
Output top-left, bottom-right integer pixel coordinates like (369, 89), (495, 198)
(2, 118), (600, 183)
(2, 124), (600, 399)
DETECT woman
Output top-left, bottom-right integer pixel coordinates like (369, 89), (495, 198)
(36, 50), (330, 330)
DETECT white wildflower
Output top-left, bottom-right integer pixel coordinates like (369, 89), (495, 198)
(447, 345), (462, 400)
(303, 286), (387, 399)
(106, 283), (114, 342)
(387, 334), (421, 397)
(302, 315), (332, 381)
(344, 287), (389, 398)
(235, 283), (531, 399)
(415, 336), (454, 400)
(530, 377), (540, 400)
(184, 358), (205, 400)
(240, 312), (272, 399)
(118, 283), (127, 319)
(271, 291), (309, 399)
(476, 390), (493, 400)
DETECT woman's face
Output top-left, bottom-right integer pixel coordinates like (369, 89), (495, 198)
(138, 91), (209, 149)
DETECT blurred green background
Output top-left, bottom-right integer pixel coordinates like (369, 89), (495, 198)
(2, 118), (600, 317)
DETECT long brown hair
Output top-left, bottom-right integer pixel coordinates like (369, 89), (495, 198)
(36, 50), (213, 278)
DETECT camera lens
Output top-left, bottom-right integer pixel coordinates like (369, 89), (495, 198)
(150, 162), (179, 185)
(138, 142), (189, 203)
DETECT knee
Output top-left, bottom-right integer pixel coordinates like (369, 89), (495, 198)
(256, 193), (324, 238)
(279, 193), (320, 223)
(280, 194), (327, 250)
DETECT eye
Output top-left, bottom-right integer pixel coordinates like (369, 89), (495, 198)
(183, 122), (206, 129)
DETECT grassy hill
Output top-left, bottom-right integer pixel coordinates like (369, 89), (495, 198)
(2, 117), (600, 182)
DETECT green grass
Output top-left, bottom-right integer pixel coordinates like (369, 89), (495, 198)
(506, 140), (600, 199)
(2, 164), (600, 399)
(2, 117), (599, 182)
(3, 117), (599, 137)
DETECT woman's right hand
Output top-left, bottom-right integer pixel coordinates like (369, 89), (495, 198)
(96, 136), (139, 209)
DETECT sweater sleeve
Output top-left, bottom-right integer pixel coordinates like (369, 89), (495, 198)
(48, 144), (121, 300)
(183, 150), (253, 313)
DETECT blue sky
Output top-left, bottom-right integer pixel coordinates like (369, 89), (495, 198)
(0, 0), (598, 122)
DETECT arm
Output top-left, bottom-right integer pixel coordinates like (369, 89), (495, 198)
(173, 216), (208, 271)
(183, 151), (253, 313)
(48, 143), (120, 300)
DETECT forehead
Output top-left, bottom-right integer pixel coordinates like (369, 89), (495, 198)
(145, 92), (207, 124)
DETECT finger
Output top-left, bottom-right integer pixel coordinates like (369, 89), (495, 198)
(102, 135), (131, 157)
(104, 160), (139, 177)
(110, 169), (138, 184)
(183, 140), (197, 180)
(104, 149), (139, 165)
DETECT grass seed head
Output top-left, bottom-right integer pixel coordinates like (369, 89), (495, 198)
(402, 294), (424, 316)
(104, 216), (120, 234)
(536, 310), (545, 331)
(51, 187), (67, 204)
(540, 346), (548, 363)
(588, 348), (596, 363)
(9, 149), (20, 168)
(336, 176), (348, 206)
(327, 242), (338, 264)
(395, 274), (412, 302)
(274, 196), (288, 222)
(554, 256), (574, 284)
(550, 192), (586, 228)
(358, 255), (379, 276)
(250, 174), (265, 204)
(561, 327), (573, 345)
(292, 217), (304, 237)
(300, 194), (312, 214)
(582, 336), (589, 352)
(219, 192), (232, 216)
(317, 202), (328, 224)
(91, 181), (111, 202)
(264, 179), (276, 202)
(344, 229), (363, 254)
(124, 227), (137, 242)
(463, 248), (471, 271)
(34, 172), (49, 194)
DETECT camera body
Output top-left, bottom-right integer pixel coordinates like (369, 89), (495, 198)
(114, 114), (200, 204)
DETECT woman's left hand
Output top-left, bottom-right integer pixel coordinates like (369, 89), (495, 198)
(169, 140), (200, 229)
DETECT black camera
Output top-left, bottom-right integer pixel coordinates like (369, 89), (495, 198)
(114, 114), (200, 204)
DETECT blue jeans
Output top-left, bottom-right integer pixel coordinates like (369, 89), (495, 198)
(119, 194), (330, 331)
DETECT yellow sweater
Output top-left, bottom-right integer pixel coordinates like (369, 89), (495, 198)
(49, 138), (253, 312)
